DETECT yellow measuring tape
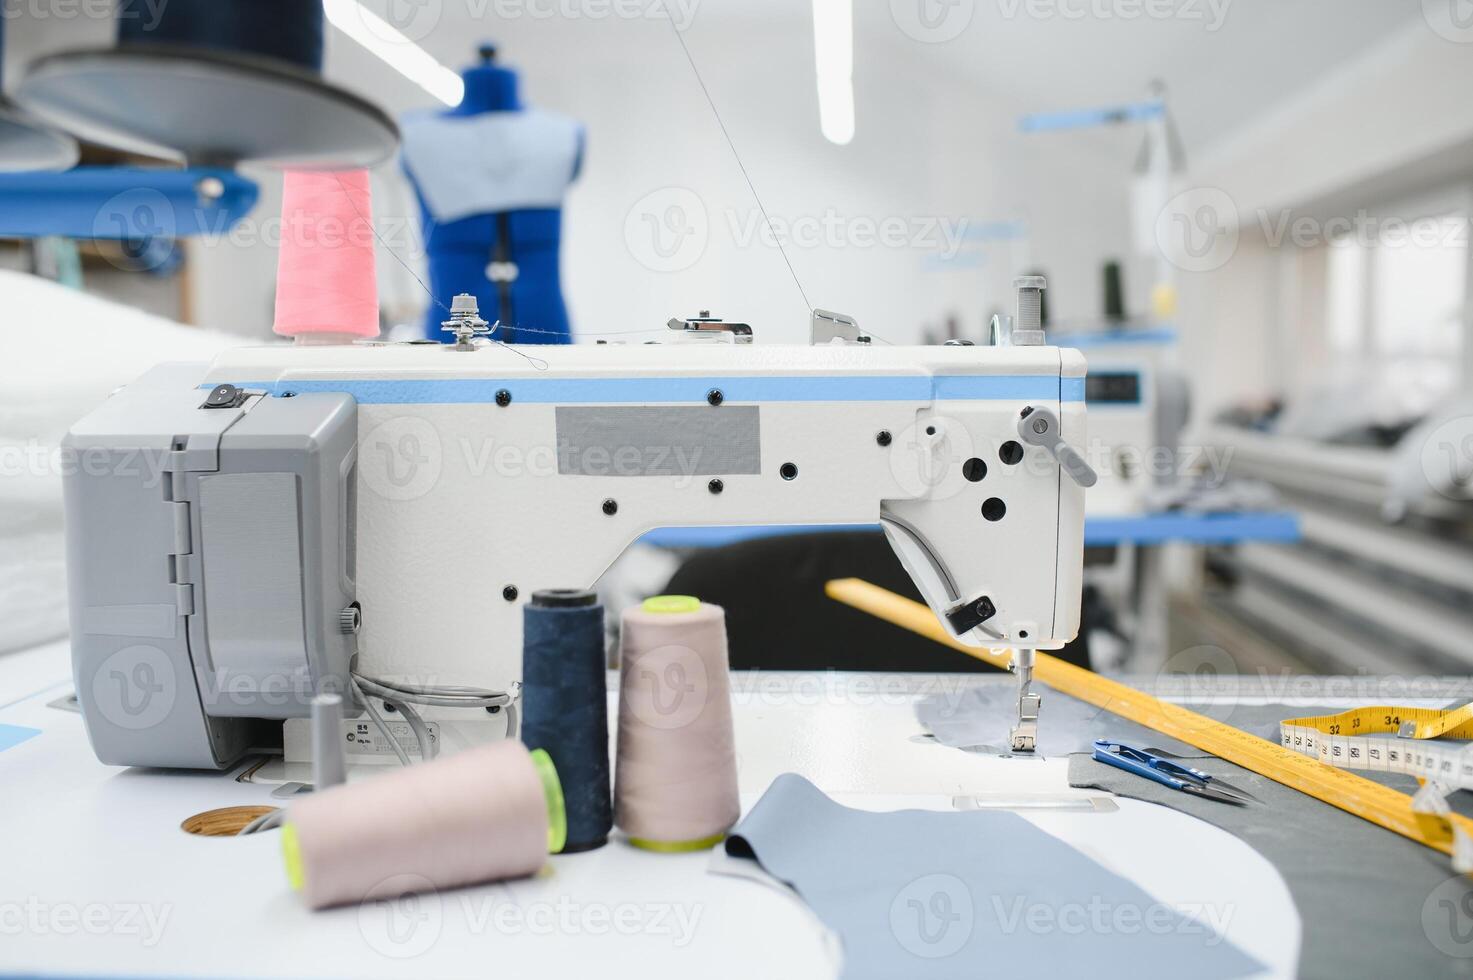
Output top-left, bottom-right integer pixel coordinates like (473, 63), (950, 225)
(825, 578), (1473, 867)
(1281, 705), (1473, 789)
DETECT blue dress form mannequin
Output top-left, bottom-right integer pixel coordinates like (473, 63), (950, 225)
(402, 45), (583, 344)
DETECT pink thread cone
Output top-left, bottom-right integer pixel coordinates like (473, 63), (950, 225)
(273, 169), (380, 342)
(286, 740), (548, 910)
(614, 600), (740, 848)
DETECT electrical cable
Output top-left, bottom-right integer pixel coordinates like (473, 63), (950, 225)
(350, 674), (413, 766)
(350, 672), (518, 710)
(237, 667), (522, 834)
(394, 697), (437, 762)
(349, 666), (522, 766)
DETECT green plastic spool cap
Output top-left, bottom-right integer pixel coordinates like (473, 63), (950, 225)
(627, 831), (728, 853)
(529, 748), (567, 855)
(641, 595), (700, 615)
(280, 822), (304, 892)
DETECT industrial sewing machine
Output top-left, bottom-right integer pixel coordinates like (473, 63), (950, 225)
(63, 282), (1093, 771)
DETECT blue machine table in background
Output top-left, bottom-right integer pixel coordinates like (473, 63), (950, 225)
(640, 512), (1302, 670)
(640, 512), (1301, 550)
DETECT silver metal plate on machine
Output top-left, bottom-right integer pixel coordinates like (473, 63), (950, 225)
(554, 406), (762, 476)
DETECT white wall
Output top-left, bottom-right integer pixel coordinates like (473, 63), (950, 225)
(187, 15), (1150, 345)
(2, 1), (1431, 358)
(1177, 18), (1473, 420)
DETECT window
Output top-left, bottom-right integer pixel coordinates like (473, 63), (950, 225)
(1325, 237), (1367, 354)
(1316, 206), (1467, 412)
(1371, 217), (1466, 359)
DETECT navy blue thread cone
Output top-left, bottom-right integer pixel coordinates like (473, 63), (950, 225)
(521, 590), (612, 852)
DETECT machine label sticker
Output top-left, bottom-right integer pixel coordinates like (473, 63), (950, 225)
(555, 406), (761, 477)
(346, 719), (441, 758)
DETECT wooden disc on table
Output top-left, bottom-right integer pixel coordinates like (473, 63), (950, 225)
(181, 805), (279, 837)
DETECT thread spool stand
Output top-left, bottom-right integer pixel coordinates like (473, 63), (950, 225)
(15, 0), (397, 169)
(0, 18), (78, 172)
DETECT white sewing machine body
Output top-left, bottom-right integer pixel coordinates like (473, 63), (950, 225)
(63, 336), (1088, 769)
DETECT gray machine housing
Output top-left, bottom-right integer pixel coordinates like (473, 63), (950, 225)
(64, 363), (358, 769)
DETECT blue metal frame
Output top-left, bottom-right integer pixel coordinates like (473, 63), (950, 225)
(1019, 100), (1165, 134)
(1082, 512), (1300, 546)
(0, 167), (258, 240)
(1050, 327), (1178, 349)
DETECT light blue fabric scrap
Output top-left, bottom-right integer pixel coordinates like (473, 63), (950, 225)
(725, 774), (1263, 980)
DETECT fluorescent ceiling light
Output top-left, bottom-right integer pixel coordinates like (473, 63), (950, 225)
(323, 0), (465, 107)
(812, 0), (854, 145)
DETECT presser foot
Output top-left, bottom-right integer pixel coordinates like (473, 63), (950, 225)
(1008, 651), (1039, 753)
(1010, 690), (1040, 752)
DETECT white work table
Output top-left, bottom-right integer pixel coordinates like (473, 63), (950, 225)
(1, 639), (1301, 979)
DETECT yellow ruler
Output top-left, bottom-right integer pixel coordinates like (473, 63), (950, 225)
(825, 577), (1473, 864)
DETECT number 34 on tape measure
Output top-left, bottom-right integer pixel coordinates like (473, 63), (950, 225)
(1280, 704), (1473, 790)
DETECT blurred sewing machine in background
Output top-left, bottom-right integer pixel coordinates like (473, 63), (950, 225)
(1206, 388), (1473, 675)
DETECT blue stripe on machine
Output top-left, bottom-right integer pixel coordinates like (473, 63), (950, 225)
(214, 375), (1085, 405)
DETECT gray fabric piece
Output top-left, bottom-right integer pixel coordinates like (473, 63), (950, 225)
(1069, 753), (1473, 979)
(917, 683), (1355, 758)
(726, 773), (1264, 980)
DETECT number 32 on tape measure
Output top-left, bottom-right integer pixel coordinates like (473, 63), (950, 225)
(1281, 705), (1473, 790)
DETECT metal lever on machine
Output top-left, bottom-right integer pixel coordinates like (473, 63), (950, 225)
(811, 309), (870, 345)
(667, 311), (753, 343)
(1017, 406), (1098, 488)
(1005, 398), (1092, 752)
